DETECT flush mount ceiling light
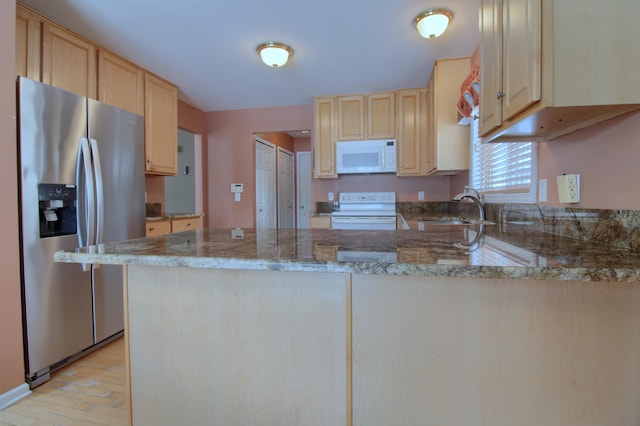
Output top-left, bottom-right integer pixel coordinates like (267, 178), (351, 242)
(256, 41), (293, 68)
(414, 9), (453, 39)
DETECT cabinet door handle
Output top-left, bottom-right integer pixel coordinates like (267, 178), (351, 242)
(149, 227), (155, 231)
(497, 91), (506, 99)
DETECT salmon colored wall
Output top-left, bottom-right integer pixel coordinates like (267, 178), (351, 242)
(144, 175), (166, 210)
(258, 132), (294, 152)
(206, 105), (456, 227)
(178, 100), (206, 135)
(206, 105), (314, 227)
(538, 109), (640, 210)
(294, 137), (311, 152)
(313, 175), (451, 203)
(1, 1), (27, 395)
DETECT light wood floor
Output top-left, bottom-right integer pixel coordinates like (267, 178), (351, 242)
(0, 337), (129, 426)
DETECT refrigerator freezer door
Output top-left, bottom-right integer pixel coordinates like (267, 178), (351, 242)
(88, 99), (145, 342)
(18, 77), (94, 378)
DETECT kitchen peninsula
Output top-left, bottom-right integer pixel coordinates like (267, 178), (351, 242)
(55, 226), (640, 426)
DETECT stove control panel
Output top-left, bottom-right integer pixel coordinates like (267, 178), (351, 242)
(338, 192), (396, 204)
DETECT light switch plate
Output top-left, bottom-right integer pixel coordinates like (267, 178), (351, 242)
(538, 179), (547, 202)
(557, 174), (580, 203)
(418, 191), (424, 201)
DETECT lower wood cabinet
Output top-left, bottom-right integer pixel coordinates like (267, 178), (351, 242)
(351, 274), (640, 425)
(125, 267), (350, 425)
(171, 216), (201, 233)
(309, 215), (331, 229)
(146, 216), (202, 236)
(121, 264), (640, 425)
(145, 220), (171, 237)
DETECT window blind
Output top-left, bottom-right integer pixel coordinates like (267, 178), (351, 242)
(469, 108), (536, 203)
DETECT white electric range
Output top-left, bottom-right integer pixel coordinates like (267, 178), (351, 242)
(331, 192), (397, 230)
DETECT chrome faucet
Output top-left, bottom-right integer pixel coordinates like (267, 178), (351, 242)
(452, 186), (485, 222)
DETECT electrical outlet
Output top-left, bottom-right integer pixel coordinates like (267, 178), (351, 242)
(557, 174), (580, 203)
(538, 179), (547, 202)
(328, 192), (334, 201)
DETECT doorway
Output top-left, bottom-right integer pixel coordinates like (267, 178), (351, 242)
(296, 152), (311, 229)
(277, 147), (295, 228)
(255, 138), (276, 230)
(165, 129), (197, 214)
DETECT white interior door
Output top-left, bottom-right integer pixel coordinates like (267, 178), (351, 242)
(296, 151), (312, 229)
(277, 148), (295, 229)
(255, 139), (276, 229)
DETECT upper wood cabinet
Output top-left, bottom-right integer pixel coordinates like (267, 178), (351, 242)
(337, 92), (395, 141)
(15, 5), (41, 80)
(425, 57), (471, 175)
(41, 22), (97, 99)
(98, 50), (144, 116)
(480, 0), (640, 142)
(313, 96), (337, 178)
(368, 92), (395, 139)
(144, 73), (178, 175)
(395, 89), (425, 176)
(337, 95), (365, 140)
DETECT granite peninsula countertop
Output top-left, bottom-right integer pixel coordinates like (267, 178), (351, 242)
(54, 224), (640, 282)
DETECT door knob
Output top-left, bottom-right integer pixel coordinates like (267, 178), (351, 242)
(497, 91), (506, 99)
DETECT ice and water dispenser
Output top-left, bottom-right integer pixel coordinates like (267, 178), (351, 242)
(38, 183), (77, 238)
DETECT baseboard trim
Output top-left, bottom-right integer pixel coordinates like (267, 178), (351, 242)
(0, 383), (31, 410)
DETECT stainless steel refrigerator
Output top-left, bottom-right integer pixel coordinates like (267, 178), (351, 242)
(17, 77), (145, 388)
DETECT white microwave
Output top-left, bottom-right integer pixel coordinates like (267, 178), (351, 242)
(336, 139), (397, 174)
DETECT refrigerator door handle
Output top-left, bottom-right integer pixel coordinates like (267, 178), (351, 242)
(78, 137), (95, 272)
(90, 138), (104, 271)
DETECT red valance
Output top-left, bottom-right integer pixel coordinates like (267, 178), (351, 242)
(457, 62), (479, 120)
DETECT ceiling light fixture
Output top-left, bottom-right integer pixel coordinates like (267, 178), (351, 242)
(414, 9), (453, 39)
(256, 41), (293, 68)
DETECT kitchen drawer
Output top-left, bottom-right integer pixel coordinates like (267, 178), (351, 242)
(171, 217), (201, 233)
(309, 216), (331, 229)
(146, 220), (171, 236)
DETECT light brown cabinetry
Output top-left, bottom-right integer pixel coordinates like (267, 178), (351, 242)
(480, 0), (640, 142)
(41, 22), (97, 98)
(352, 274), (640, 425)
(337, 93), (395, 141)
(97, 50), (144, 115)
(16, 5), (179, 177)
(146, 216), (202, 236)
(309, 216), (331, 229)
(144, 73), (178, 175)
(171, 216), (201, 233)
(146, 220), (171, 237)
(367, 92), (395, 139)
(313, 96), (337, 178)
(125, 267), (349, 425)
(425, 57), (471, 175)
(395, 89), (425, 176)
(337, 95), (365, 140)
(313, 91), (395, 178)
(15, 5), (41, 80)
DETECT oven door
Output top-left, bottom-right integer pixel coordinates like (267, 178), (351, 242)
(331, 215), (397, 230)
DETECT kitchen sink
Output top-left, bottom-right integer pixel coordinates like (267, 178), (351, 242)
(419, 217), (495, 226)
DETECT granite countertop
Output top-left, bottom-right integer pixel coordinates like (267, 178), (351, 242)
(54, 224), (640, 282)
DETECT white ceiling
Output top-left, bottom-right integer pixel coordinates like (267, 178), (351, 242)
(18, 0), (480, 112)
